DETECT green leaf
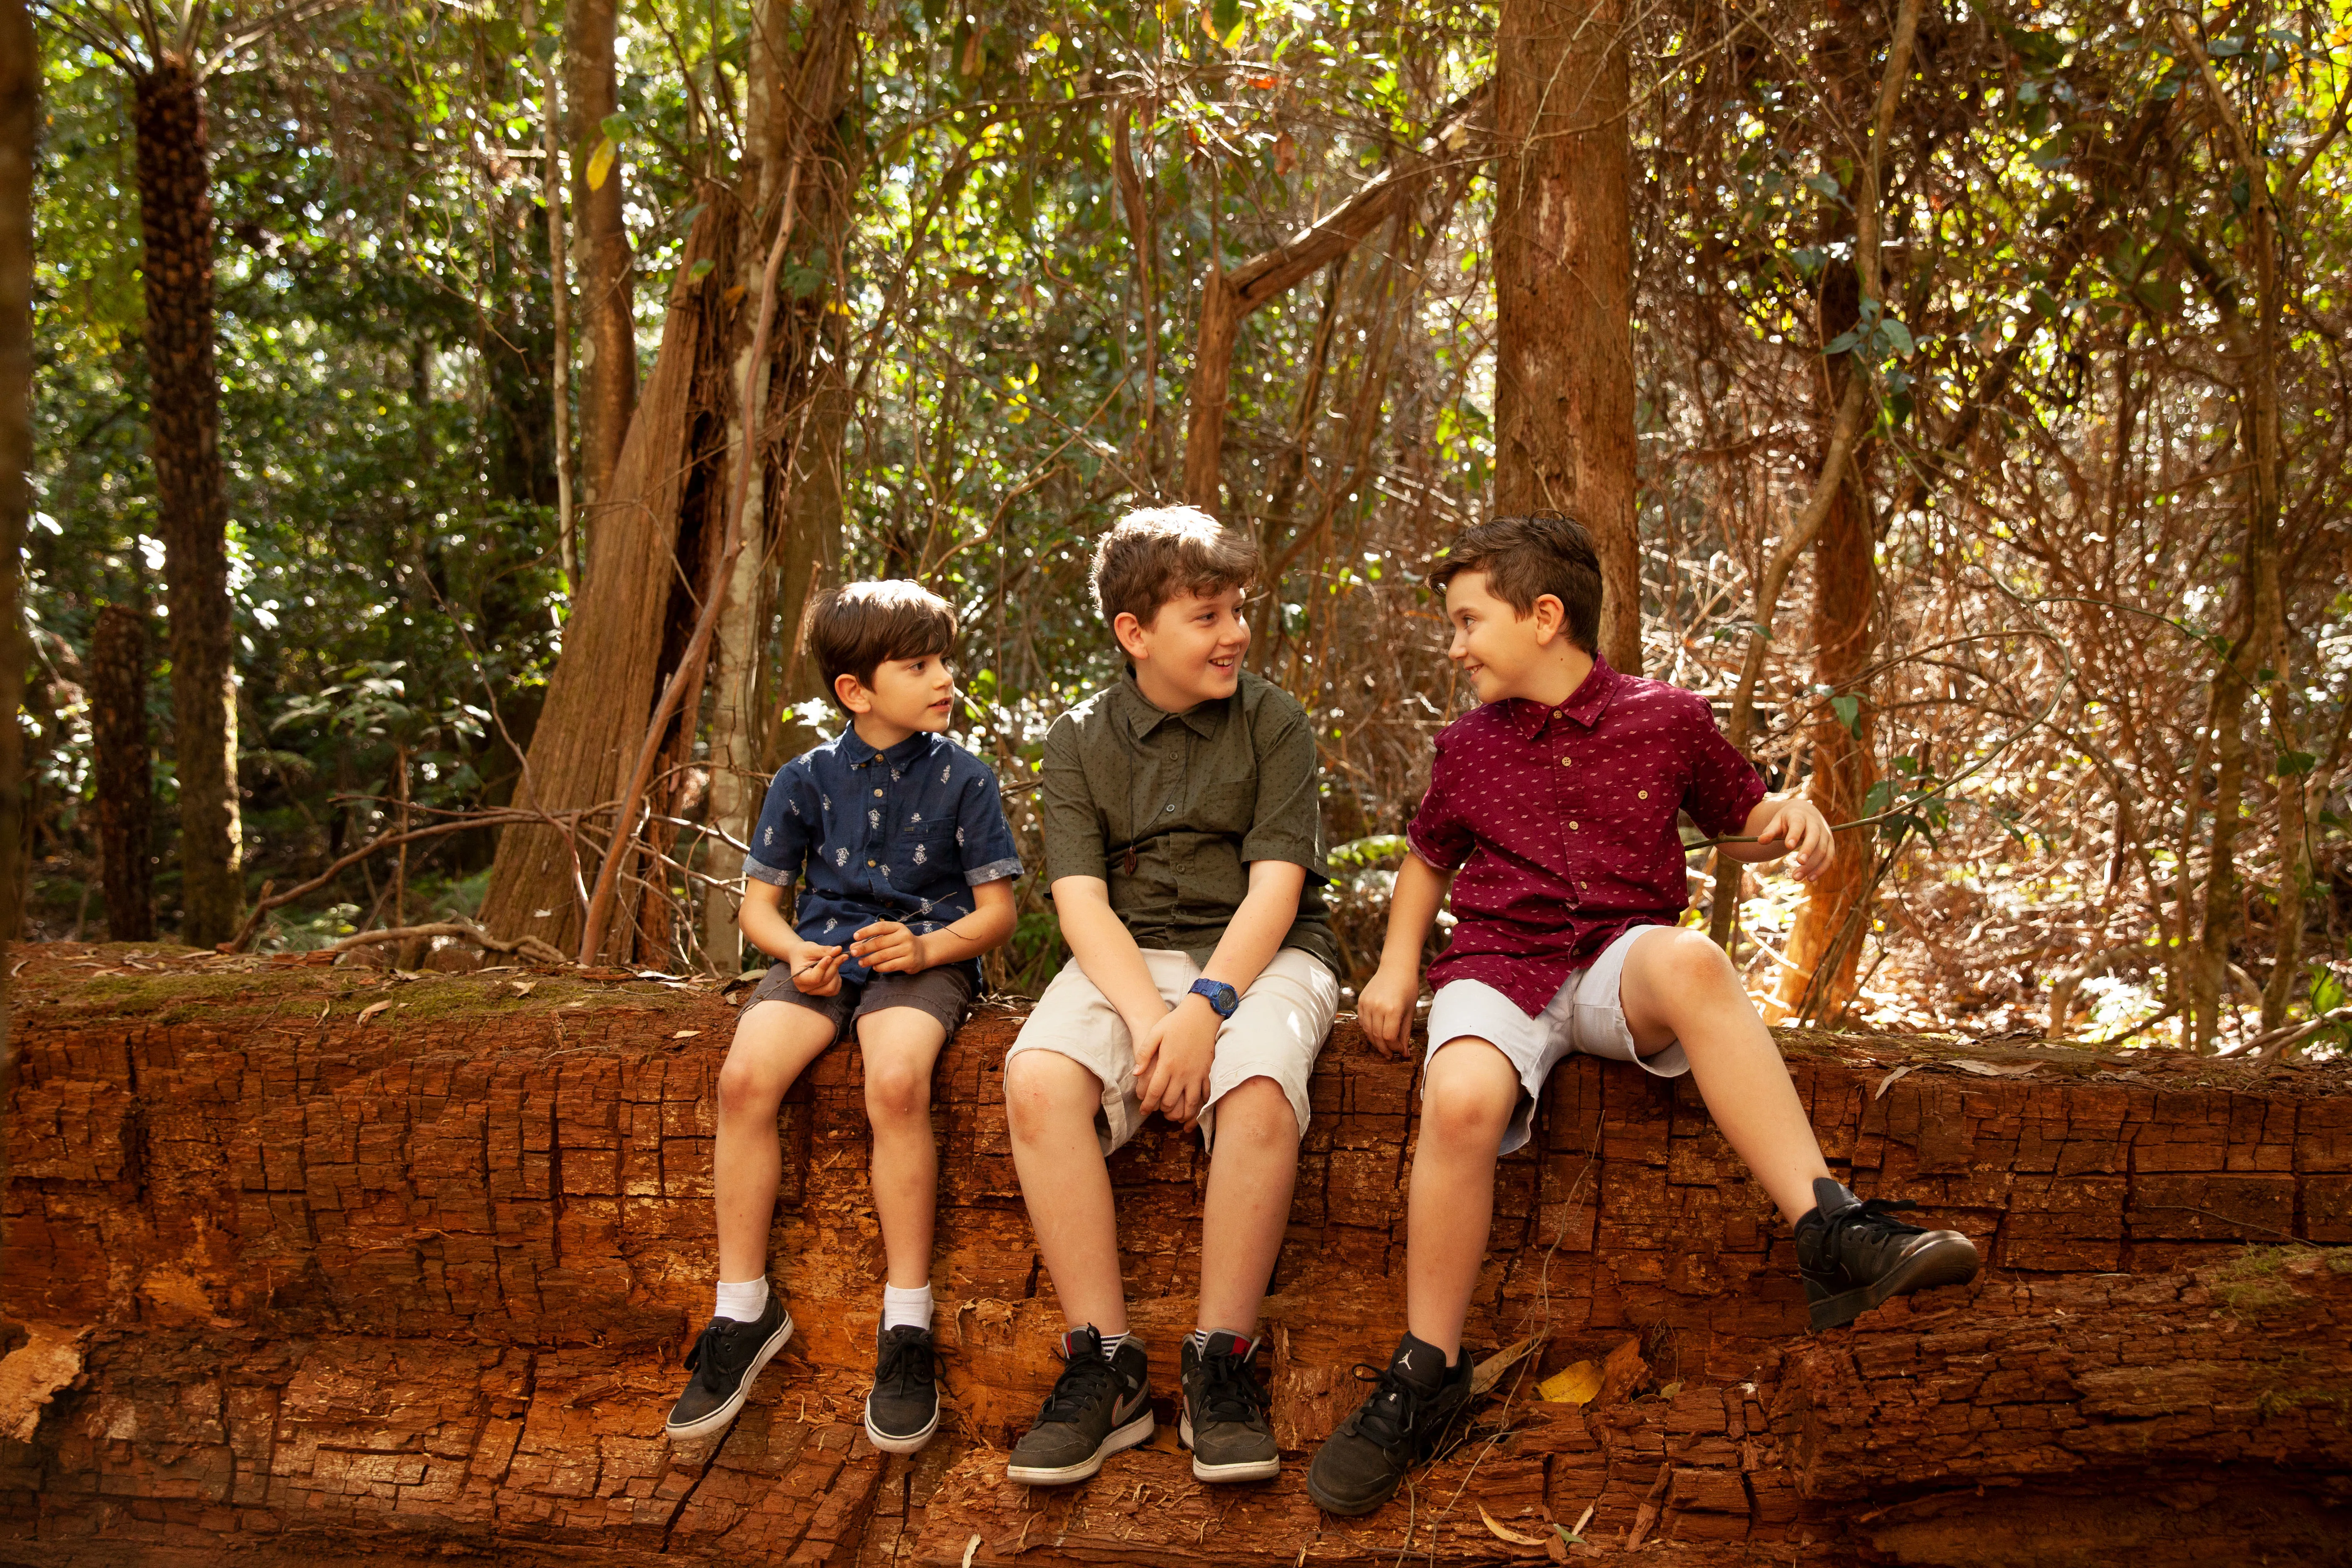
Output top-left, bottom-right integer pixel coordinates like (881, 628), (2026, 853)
(1212, 0), (1244, 32)
(598, 111), (631, 141)
(687, 258), (715, 282)
(2276, 750), (2318, 776)
(1831, 694), (1862, 737)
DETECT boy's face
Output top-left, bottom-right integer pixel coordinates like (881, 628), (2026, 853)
(836, 650), (957, 736)
(1117, 584), (1250, 707)
(1444, 570), (1571, 704)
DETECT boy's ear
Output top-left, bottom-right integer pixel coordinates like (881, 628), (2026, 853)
(1112, 609), (1150, 661)
(833, 671), (874, 714)
(1530, 594), (1569, 646)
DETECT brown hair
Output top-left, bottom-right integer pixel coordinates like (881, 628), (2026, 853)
(805, 580), (959, 709)
(1429, 511), (1603, 652)
(1089, 505), (1260, 630)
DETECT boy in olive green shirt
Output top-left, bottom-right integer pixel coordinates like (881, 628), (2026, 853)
(1001, 507), (1340, 1490)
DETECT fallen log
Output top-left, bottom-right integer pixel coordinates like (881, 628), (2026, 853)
(2, 943), (2347, 1565)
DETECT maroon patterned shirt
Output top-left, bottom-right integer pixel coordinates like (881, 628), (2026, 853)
(1406, 657), (1768, 1015)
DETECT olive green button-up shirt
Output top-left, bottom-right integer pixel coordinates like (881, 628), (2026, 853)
(1039, 670), (1339, 975)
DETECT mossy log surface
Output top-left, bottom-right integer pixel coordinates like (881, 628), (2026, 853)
(3, 943), (2348, 1567)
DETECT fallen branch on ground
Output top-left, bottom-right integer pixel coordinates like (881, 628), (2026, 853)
(320, 917), (571, 968)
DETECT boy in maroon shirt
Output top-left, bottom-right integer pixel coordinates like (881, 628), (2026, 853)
(1306, 513), (1980, 1516)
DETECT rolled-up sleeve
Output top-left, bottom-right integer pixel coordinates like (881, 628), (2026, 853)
(956, 764), (1024, 886)
(743, 764), (809, 887)
(1406, 738), (1473, 872)
(1240, 698), (1328, 883)
(1038, 715), (1107, 887)
(1681, 696), (1768, 838)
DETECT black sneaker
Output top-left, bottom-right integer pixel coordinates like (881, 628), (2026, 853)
(1180, 1331), (1279, 1483)
(1796, 1177), (1982, 1331)
(663, 1288), (794, 1441)
(1005, 1327), (1153, 1486)
(865, 1323), (943, 1455)
(1305, 1333), (1472, 1516)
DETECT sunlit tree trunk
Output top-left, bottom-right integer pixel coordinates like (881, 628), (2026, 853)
(92, 606), (157, 941)
(1491, 0), (1640, 673)
(567, 0), (637, 508)
(701, 0), (854, 971)
(132, 55), (241, 947)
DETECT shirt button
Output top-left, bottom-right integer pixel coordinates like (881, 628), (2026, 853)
(1560, 756), (1573, 768)
(874, 788), (883, 797)
(1164, 803), (1175, 812)
(1570, 821), (1580, 830)
(1638, 790), (1648, 799)
(867, 859), (877, 867)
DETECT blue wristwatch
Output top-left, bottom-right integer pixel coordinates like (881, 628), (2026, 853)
(1188, 978), (1240, 1020)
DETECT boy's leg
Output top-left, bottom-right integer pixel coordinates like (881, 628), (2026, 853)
(1616, 927), (1830, 1225)
(856, 1001), (953, 1456)
(1194, 1075), (1297, 1335)
(1403, 1038), (1521, 1360)
(668, 994), (836, 1441)
(1614, 926), (1979, 1327)
(714, 998), (842, 1282)
(1004, 1048), (1128, 1332)
(857, 1006), (951, 1290)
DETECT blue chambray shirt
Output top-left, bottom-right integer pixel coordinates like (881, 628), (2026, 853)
(742, 726), (1023, 985)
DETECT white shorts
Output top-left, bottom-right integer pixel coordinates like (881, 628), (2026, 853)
(1005, 947), (1340, 1154)
(1424, 924), (1688, 1154)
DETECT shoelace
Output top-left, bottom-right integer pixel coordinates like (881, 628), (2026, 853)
(1192, 1344), (1269, 1425)
(1035, 1344), (1119, 1424)
(875, 1330), (941, 1398)
(1343, 1361), (1431, 1452)
(683, 1318), (746, 1396)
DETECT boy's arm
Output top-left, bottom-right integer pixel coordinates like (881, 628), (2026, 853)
(1357, 853), (1452, 1057)
(1134, 858), (1307, 1126)
(1053, 875), (1172, 1039)
(854, 878), (1016, 972)
(738, 878), (847, 995)
(1718, 792), (1834, 881)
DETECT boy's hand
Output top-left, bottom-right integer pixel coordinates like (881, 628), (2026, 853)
(1135, 995), (1219, 1129)
(850, 921), (927, 974)
(1356, 962), (1421, 1058)
(789, 942), (846, 996)
(1759, 798), (1836, 881)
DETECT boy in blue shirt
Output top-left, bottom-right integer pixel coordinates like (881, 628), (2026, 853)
(664, 581), (1021, 1455)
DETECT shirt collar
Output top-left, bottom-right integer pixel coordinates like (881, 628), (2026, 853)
(1505, 655), (1623, 740)
(1116, 673), (1228, 740)
(837, 725), (938, 770)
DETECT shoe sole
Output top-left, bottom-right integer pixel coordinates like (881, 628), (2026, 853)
(1810, 1234), (1982, 1331)
(664, 1313), (795, 1442)
(1006, 1407), (1155, 1486)
(1179, 1410), (1280, 1483)
(864, 1400), (940, 1456)
(1305, 1463), (1398, 1517)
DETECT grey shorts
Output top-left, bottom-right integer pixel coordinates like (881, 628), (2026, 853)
(747, 961), (976, 1043)
(1425, 924), (1688, 1155)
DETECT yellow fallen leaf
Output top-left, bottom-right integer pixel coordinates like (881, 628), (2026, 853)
(1478, 1503), (1547, 1547)
(1537, 1359), (1601, 1404)
(585, 134), (617, 191)
(356, 1000), (392, 1024)
(512, 980), (536, 997)
(672, 1029), (701, 1039)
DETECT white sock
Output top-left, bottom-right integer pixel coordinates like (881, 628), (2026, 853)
(1098, 1330), (1131, 1359)
(714, 1277), (769, 1323)
(882, 1282), (934, 1333)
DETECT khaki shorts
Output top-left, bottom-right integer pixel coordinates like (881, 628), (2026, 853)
(1426, 923), (1687, 1155)
(1006, 947), (1339, 1153)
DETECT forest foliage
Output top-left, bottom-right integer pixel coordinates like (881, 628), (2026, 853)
(24, 0), (2352, 1057)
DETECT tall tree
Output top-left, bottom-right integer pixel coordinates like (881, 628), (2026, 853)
(2, 0), (32, 1194)
(91, 605), (157, 939)
(51, 4), (251, 945)
(567, 0), (637, 508)
(1491, 0), (1640, 672)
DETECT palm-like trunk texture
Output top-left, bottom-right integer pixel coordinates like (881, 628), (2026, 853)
(132, 55), (242, 948)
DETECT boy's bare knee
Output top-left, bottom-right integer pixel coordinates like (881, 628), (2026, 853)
(864, 1061), (931, 1124)
(1215, 1075), (1297, 1143)
(1004, 1050), (1095, 1145)
(1421, 1044), (1517, 1148)
(1656, 928), (1741, 996)
(715, 1055), (783, 1120)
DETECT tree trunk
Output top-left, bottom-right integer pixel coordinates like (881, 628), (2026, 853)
(702, 0), (856, 972)
(1774, 466), (1877, 1020)
(1492, 0), (1640, 673)
(534, 0), (578, 590)
(477, 198), (740, 962)
(0, 0), (31, 1199)
(567, 0), (638, 509)
(131, 57), (241, 949)
(90, 606), (157, 942)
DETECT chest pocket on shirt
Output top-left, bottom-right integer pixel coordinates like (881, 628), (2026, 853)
(902, 818), (960, 875)
(1197, 780), (1258, 837)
